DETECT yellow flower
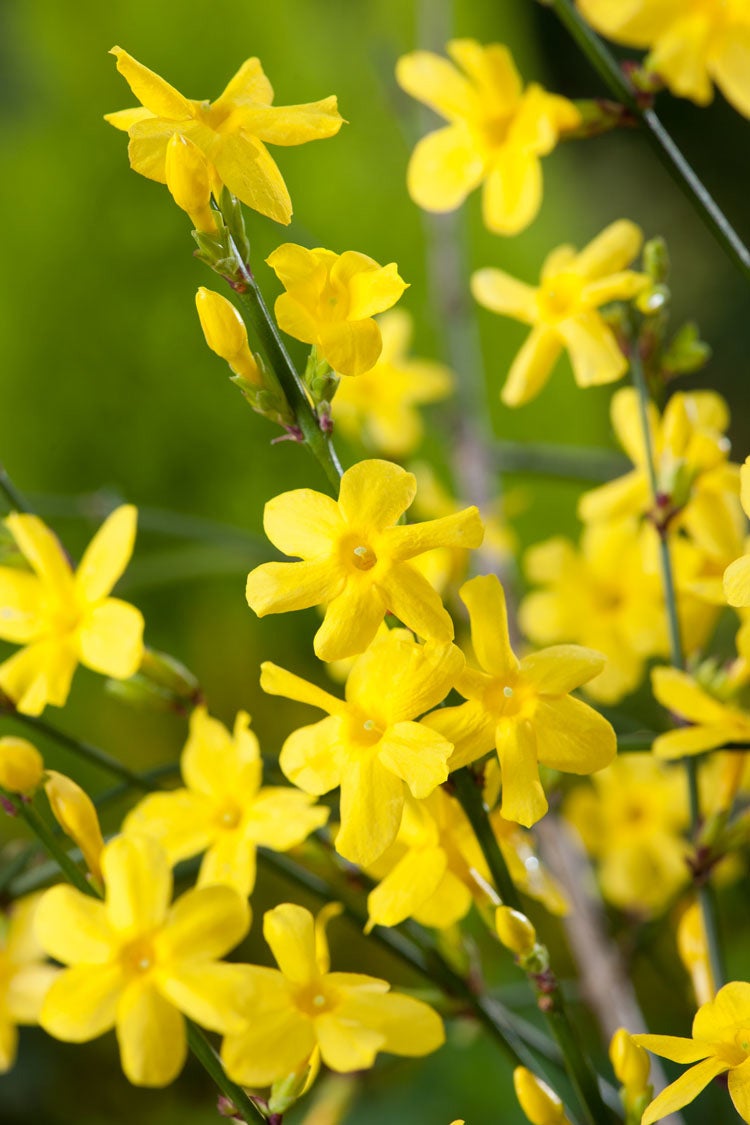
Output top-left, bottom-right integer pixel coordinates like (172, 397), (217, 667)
(651, 664), (750, 758)
(0, 894), (58, 1072)
(0, 506), (144, 715)
(396, 40), (581, 235)
(331, 310), (453, 455)
(266, 244), (408, 376)
(245, 459), (484, 662)
(724, 456), (750, 606)
(44, 770), (105, 884)
(105, 47), (343, 224)
(563, 757), (689, 914)
(577, 0), (750, 117)
(261, 628), (462, 867)
(221, 902), (444, 1085)
(423, 575), (615, 827)
(677, 901), (715, 1007)
(472, 221), (647, 405)
(36, 835), (251, 1087)
(0, 736), (44, 794)
(634, 981), (750, 1123)
(124, 706), (328, 897)
(580, 389), (743, 564)
(513, 1066), (572, 1124)
(519, 521), (670, 704)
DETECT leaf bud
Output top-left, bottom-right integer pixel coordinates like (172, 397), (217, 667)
(0, 736), (44, 794)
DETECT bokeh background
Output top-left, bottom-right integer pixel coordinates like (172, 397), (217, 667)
(0, 0), (749, 1121)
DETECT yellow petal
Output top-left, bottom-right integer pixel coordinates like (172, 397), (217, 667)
(159, 962), (252, 1035)
(318, 318), (383, 377)
(724, 553), (750, 607)
(377, 563), (454, 644)
(76, 598), (144, 679)
(406, 124), (484, 213)
(470, 268), (538, 324)
(648, 15), (714, 105)
(651, 666), (731, 724)
(520, 645), (606, 694)
(315, 1011), (385, 1071)
(384, 507), (484, 561)
(237, 97), (343, 145)
(215, 56), (273, 106)
(501, 326), (562, 406)
(261, 662), (346, 716)
(6, 892), (48, 964)
(557, 312), (627, 387)
(5, 963), (59, 1024)
(336, 755), (404, 866)
(576, 0), (680, 46)
(367, 846), (448, 928)
(577, 470), (650, 524)
(448, 40), (521, 110)
(482, 149), (542, 236)
(246, 559), (345, 616)
(110, 47), (194, 119)
(103, 106), (154, 131)
(424, 701), (495, 770)
(395, 50), (477, 121)
(338, 459), (416, 529)
(461, 574), (519, 677)
(116, 981), (186, 1087)
(5, 513), (73, 597)
(35, 885), (113, 964)
(279, 715), (347, 794)
(0, 568), (45, 643)
(246, 787), (329, 850)
(728, 1056), (750, 1121)
(222, 983), (315, 1086)
(572, 220), (643, 280)
(126, 117), (182, 182)
(274, 291), (319, 345)
(263, 903), (319, 984)
(378, 722), (451, 798)
(182, 706), (260, 797)
(496, 720), (547, 827)
(333, 988), (445, 1057)
(0, 737), (44, 794)
(0, 640), (77, 715)
(123, 790), (214, 864)
(712, 24), (750, 118)
(315, 581), (388, 662)
(534, 696), (616, 773)
(653, 725), (735, 759)
(344, 259), (408, 322)
(40, 963), (123, 1041)
(263, 488), (344, 559)
(44, 770), (105, 882)
(347, 632), (463, 723)
(197, 834), (257, 896)
(641, 1056), (728, 1124)
(693, 981), (750, 1040)
(610, 386), (656, 467)
(266, 242), (324, 289)
(211, 132), (292, 223)
(75, 505), (137, 604)
(160, 884), (249, 961)
(103, 835), (171, 936)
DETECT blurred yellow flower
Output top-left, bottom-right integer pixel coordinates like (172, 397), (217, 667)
(396, 40), (580, 235)
(0, 894), (57, 1073)
(634, 981), (750, 1122)
(245, 459), (483, 662)
(266, 244), (408, 376)
(724, 456), (750, 606)
(609, 1027), (652, 1121)
(424, 575), (614, 826)
(677, 901), (715, 1007)
(37, 835), (250, 1087)
(105, 47), (343, 224)
(331, 310), (453, 455)
(221, 903), (444, 1084)
(0, 736), (44, 794)
(564, 756), (689, 914)
(124, 707), (328, 897)
(261, 628), (461, 867)
(513, 1066), (572, 1124)
(0, 506), (144, 715)
(472, 221), (647, 405)
(651, 664), (750, 758)
(577, 0), (750, 117)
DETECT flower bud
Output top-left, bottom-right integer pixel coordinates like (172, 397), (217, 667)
(513, 1067), (570, 1125)
(0, 737), (44, 794)
(677, 902), (714, 1006)
(165, 134), (217, 233)
(609, 1028), (650, 1093)
(496, 906), (537, 956)
(44, 770), (104, 883)
(195, 287), (262, 386)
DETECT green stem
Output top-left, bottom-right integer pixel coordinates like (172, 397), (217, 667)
(225, 236), (344, 492)
(547, 0), (750, 283)
(0, 702), (163, 792)
(541, 988), (618, 1125)
(629, 346), (726, 990)
(451, 768), (522, 910)
(9, 794), (95, 896)
(494, 440), (629, 482)
(186, 1024), (265, 1122)
(0, 464), (32, 513)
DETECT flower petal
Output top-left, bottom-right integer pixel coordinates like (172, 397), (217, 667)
(572, 220), (643, 280)
(159, 962), (253, 1034)
(533, 696), (617, 773)
(652, 725), (735, 759)
(0, 568), (45, 643)
(460, 574), (519, 677)
(160, 884), (249, 961)
(197, 834), (257, 897)
(378, 722), (451, 798)
(110, 47), (194, 119)
(182, 707), (261, 797)
(5, 514), (73, 596)
(641, 1056), (728, 1125)
(123, 791), (214, 865)
(103, 106), (154, 131)
(279, 715), (347, 794)
(334, 988), (445, 1057)
(693, 981), (750, 1040)
(471, 268), (538, 325)
(211, 134), (292, 224)
(76, 599), (144, 679)
(496, 720), (547, 827)
(345, 259), (408, 321)
(5, 964), (59, 1024)
(520, 645), (606, 694)
(0, 640), (77, 716)
(367, 846), (447, 928)
(501, 326), (562, 407)
(274, 292), (319, 344)
(610, 386), (657, 468)
(395, 50), (478, 122)
(406, 124), (484, 213)
(336, 754), (404, 866)
(246, 559), (344, 616)
(712, 24), (750, 118)
(651, 666), (732, 724)
(318, 318), (382, 377)
(35, 885), (114, 965)
(263, 903), (319, 984)
(482, 149), (542, 236)
(314, 1011), (385, 1071)
(338, 459), (416, 530)
(222, 976), (315, 1086)
(577, 470), (650, 524)
(314, 581), (388, 662)
(40, 963), (123, 1041)
(246, 787), (329, 850)
(116, 981), (186, 1087)
(376, 563), (454, 644)
(238, 97), (343, 145)
(448, 39), (521, 109)
(582, 270), (647, 308)
(384, 507), (484, 561)
(346, 632), (463, 722)
(103, 835), (172, 936)
(728, 1056), (750, 1121)
(215, 57), (274, 105)
(557, 312), (627, 387)
(423, 701), (495, 770)
(724, 553), (750, 607)
(261, 662), (346, 716)
(263, 489), (344, 559)
(75, 506), (137, 604)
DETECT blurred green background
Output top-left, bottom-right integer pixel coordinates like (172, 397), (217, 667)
(0, 0), (749, 1121)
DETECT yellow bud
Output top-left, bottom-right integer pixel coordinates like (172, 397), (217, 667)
(165, 134), (217, 233)
(513, 1067), (570, 1125)
(44, 770), (104, 883)
(609, 1028), (650, 1093)
(496, 906), (537, 956)
(0, 736), (44, 794)
(677, 902), (715, 1006)
(195, 287), (262, 385)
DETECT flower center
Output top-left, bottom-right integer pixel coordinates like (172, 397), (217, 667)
(216, 800), (242, 830)
(351, 544), (377, 571)
(121, 935), (157, 977)
(537, 272), (583, 322)
(483, 678), (531, 719)
(294, 981), (335, 1017)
